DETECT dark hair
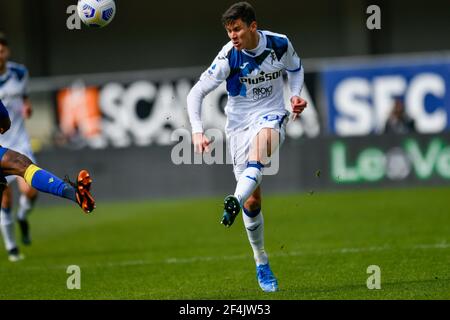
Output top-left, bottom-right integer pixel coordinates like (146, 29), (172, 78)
(221, 2), (256, 26)
(0, 33), (8, 46)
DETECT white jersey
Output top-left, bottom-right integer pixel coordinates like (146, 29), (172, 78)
(0, 61), (33, 158)
(187, 30), (304, 134)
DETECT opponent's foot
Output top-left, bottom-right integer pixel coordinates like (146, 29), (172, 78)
(18, 219), (31, 245)
(221, 195), (241, 227)
(256, 263), (279, 292)
(66, 170), (96, 213)
(8, 247), (25, 262)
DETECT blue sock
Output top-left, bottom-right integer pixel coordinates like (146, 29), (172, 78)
(25, 165), (76, 202)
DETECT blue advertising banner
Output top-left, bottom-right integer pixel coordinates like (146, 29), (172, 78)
(322, 59), (450, 136)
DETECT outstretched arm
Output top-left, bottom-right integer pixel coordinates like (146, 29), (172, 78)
(187, 79), (221, 134)
(187, 49), (230, 153)
(284, 38), (307, 120)
(187, 79), (222, 153)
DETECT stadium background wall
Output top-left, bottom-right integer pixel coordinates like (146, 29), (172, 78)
(1, 0), (450, 77)
(1, 0), (449, 205)
(31, 133), (450, 205)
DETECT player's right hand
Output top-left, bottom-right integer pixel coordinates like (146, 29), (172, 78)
(0, 117), (11, 134)
(192, 133), (212, 153)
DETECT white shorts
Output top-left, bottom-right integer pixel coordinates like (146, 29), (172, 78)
(4, 141), (36, 184)
(227, 111), (289, 181)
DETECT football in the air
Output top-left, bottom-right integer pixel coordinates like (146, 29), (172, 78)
(77, 0), (116, 28)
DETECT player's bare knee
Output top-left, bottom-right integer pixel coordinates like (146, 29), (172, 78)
(3, 150), (33, 176)
(13, 153), (33, 175)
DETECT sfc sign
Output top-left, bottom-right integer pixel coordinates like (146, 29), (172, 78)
(323, 59), (450, 136)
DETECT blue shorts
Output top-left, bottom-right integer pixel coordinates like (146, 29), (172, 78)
(0, 146), (8, 162)
(0, 146), (8, 177)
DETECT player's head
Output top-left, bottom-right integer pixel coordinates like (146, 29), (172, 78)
(0, 33), (10, 72)
(222, 2), (258, 51)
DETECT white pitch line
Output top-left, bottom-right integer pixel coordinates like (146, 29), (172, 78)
(1, 242), (448, 272)
(413, 242), (450, 249)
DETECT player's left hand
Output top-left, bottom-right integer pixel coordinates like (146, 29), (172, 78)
(290, 96), (307, 121)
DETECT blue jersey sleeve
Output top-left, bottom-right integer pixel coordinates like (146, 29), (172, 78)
(0, 99), (10, 121)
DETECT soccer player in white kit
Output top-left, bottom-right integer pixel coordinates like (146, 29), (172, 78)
(187, 2), (307, 292)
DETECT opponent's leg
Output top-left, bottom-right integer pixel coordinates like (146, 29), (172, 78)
(16, 177), (38, 245)
(0, 149), (95, 213)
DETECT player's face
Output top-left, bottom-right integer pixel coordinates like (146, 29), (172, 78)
(225, 19), (257, 51)
(0, 44), (9, 72)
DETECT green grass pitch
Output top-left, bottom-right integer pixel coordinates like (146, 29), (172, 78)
(0, 187), (449, 299)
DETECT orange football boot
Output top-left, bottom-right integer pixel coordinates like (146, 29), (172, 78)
(66, 170), (96, 213)
(76, 170), (95, 213)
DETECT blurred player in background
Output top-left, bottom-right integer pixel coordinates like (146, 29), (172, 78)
(0, 33), (37, 250)
(187, 2), (307, 292)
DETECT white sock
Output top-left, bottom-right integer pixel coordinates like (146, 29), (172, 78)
(234, 165), (263, 205)
(17, 194), (32, 221)
(243, 208), (268, 266)
(0, 208), (17, 251)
